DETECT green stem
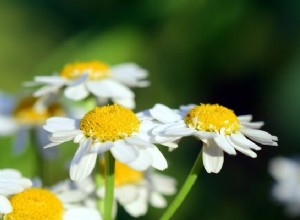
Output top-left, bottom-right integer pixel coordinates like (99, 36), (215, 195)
(104, 151), (115, 220)
(160, 150), (203, 220)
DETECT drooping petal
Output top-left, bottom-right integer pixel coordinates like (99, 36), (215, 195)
(230, 132), (261, 150)
(128, 148), (153, 171)
(226, 136), (257, 158)
(240, 127), (277, 145)
(202, 141), (224, 173)
(70, 153), (97, 182)
(237, 115), (253, 122)
(146, 147), (168, 170)
(110, 140), (139, 164)
(150, 192), (167, 208)
(121, 188), (148, 217)
(90, 141), (114, 154)
(213, 135), (236, 155)
(240, 121), (264, 129)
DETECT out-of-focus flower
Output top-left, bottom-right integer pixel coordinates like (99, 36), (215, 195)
(0, 168), (32, 215)
(143, 103), (278, 173)
(97, 160), (176, 217)
(0, 93), (64, 157)
(43, 104), (167, 182)
(3, 187), (102, 220)
(269, 157), (300, 217)
(26, 61), (149, 109)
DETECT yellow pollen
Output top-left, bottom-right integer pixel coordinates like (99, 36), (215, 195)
(13, 97), (64, 125)
(184, 104), (240, 135)
(60, 61), (111, 80)
(101, 160), (143, 186)
(5, 188), (63, 220)
(80, 104), (140, 142)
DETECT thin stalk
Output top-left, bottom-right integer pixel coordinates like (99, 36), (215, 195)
(103, 151), (115, 220)
(30, 129), (44, 181)
(160, 150), (203, 220)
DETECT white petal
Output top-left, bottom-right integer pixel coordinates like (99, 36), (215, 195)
(226, 136), (257, 158)
(34, 75), (66, 84)
(149, 104), (181, 123)
(150, 192), (167, 208)
(110, 140), (139, 164)
(44, 117), (78, 132)
(202, 142), (224, 173)
(33, 84), (63, 97)
(237, 115), (253, 122)
(115, 185), (139, 204)
(64, 84), (89, 101)
(163, 128), (195, 136)
(49, 130), (82, 143)
(128, 148), (153, 171)
(125, 137), (154, 148)
(0, 116), (18, 135)
(89, 141), (113, 154)
(64, 207), (102, 220)
(151, 173), (177, 195)
(230, 132), (261, 150)
(240, 121), (264, 129)
(121, 188), (148, 217)
(86, 79), (134, 98)
(70, 153), (97, 182)
(72, 138), (92, 164)
(146, 147), (168, 170)
(68, 74), (88, 86)
(0, 195), (12, 214)
(213, 135), (236, 155)
(240, 127), (277, 145)
(194, 131), (218, 140)
(112, 97), (135, 109)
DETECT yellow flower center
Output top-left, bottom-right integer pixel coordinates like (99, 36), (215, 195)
(80, 104), (140, 142)
(101, 160), (143, 186)
(184, 104), (240, 135)
(60, 61), (111, 80)
(13, 97), (64, 125)
(5, 188), (63, 220)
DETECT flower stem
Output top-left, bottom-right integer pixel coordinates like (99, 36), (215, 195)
(160, 150), (203, 220)
(30, 129), (44, 181)
(104, 151), (115, 220)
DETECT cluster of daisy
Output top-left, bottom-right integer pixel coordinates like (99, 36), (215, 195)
(0, 60), (278, 219)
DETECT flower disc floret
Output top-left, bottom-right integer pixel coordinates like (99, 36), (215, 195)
(60, 61), (111, 80)
(80, 104), (140, 142)
(13, 97), (64, 125)
(184, 104), (240, 135)
(5, 188), (63, 220)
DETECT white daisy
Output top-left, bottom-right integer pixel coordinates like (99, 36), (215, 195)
(0, 168), (32, 215)
(144, 103), (278, 173)
(97, 160), (176, 217)
(3, 187), (102, 220)
(0, 93), (64, 158)
(26, 61), (150, 109)
(269, 157), (300, 217)
(43, 104), (168, 182)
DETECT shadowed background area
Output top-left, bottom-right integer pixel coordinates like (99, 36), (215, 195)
(0, 0), (300, 219)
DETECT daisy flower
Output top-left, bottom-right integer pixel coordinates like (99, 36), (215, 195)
(0, 168), (32, 215)
(145, 103), (278, 173)
(269, 157), (300, 217)
(97, 160), (176, 217)
(0, 93), (64, 157)
(3, 187), (102, 220)
(43, 104), (168, 182)
(26, 61), (149, 109)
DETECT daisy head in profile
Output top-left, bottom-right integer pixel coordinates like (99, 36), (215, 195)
(0, 93), (64, 157)
(26, 61), (149, 109)
(144, 103), (278, 173)
(0, 168), (32, 216)
(3, 187), (102, 220)
(97, 160), (176, 217)
(43, 104), (168, 182)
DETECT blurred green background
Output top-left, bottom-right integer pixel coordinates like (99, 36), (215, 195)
(1, 0), (300, 219)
